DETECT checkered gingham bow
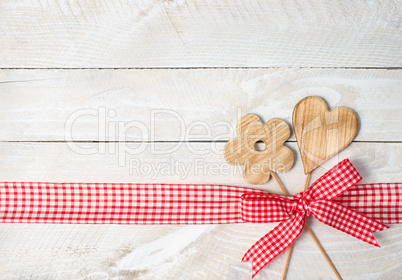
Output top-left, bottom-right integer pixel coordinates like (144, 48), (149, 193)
(1, 159), (401, 278)
(241, 159), (389, 277)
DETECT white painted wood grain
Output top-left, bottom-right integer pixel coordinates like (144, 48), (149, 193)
(0, 142), (401, 190)
(0, 0), (401, 67)
(0, 142), (401, 279)
(1, 0), (401, 279)
(1, 68), (401, 142)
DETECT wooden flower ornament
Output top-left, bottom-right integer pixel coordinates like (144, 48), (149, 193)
(224, 114), (294, 184)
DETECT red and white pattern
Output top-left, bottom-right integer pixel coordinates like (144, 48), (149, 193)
(0, 183), (264, 224)
(240, 159), (389, 277)
(335, 183), (401, 224)
(0, 159), (401, 278)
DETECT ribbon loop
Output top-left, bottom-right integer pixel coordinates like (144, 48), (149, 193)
(307, 159), (362, 201)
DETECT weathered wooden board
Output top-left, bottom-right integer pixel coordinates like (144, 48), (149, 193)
(1, 69), (401, 142)
(0, 142), (401, 279)
(1, 1), (401, 279)
(0, 0), (401, 68)
(0, 141), (400, 197)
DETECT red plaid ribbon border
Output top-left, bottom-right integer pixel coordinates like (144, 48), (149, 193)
(0, 183), (262, 224)
(335, 183), (401, 224)
(0, 159), (401, 277)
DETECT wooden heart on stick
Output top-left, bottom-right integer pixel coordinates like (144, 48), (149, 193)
(293, 96), (359, 174)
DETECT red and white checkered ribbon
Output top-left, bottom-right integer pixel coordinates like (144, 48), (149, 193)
(241, 159), (391, 277)
(0, 159), (400, 278)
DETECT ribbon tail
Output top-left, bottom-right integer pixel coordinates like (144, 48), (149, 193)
(242, 214), (305, 278)
(310, 200), (388, 247)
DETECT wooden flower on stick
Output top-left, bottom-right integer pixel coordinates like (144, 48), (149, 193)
(224, 114), (294, 184)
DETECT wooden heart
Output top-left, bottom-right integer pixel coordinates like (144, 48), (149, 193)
(292, 96), (359, 174)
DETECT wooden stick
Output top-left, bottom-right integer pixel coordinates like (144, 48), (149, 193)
(271, 172), (297, 280)
(271, 172), (341, 280)
(302, 173), (341, 279)
(302, 173), (310, 192)
(271, 172), (289, 196)
(281, 243), (292, 280)
(304, 225), (342, 280)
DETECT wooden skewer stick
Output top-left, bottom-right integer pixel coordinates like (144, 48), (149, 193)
(271, 172), (298, 280)
(271, 172), (292, 280)
(271, 172), (342, 280)
(300, 173), (341, 279)
(280, 242), (292, 280)
(302, 173), (310, 192)
(304, 225), (342, 280)
(271, 172), (289, 196)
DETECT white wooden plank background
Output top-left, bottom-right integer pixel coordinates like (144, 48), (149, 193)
(0, 0), (401, 280)
(0, 0), (401, 68)
(1, 69), (401, 142)
(0, 142), (401, 279)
